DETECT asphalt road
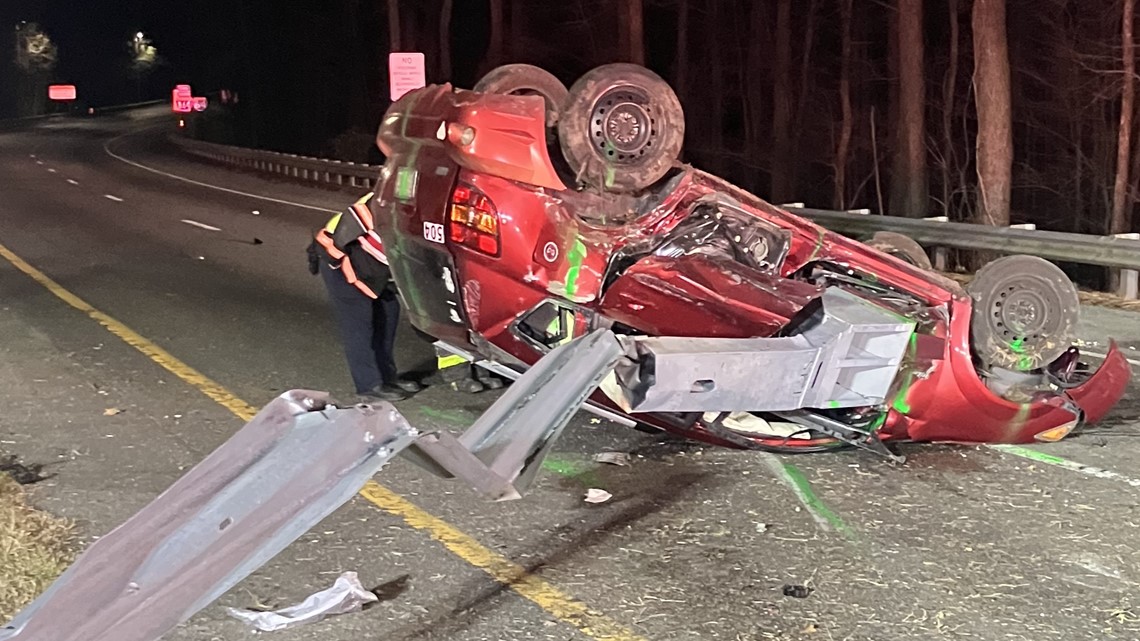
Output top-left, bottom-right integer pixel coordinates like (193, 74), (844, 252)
(3, 108), (1140, 640)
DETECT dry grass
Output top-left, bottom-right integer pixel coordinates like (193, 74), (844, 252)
(0, 473), (75, 623)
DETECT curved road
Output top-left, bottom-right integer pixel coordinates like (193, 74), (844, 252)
(3, 107), (1140, 640)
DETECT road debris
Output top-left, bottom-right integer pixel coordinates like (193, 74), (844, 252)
(593, 451), (631, 466)
(102, 408), (123, 416)
(584, 488), (612, 504)
(0, 455), (49, 485)
(225, 571), (378, 632)
(782, 584), (814, 599)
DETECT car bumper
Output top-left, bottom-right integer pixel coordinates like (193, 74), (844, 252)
(886, 298), (1131, 444)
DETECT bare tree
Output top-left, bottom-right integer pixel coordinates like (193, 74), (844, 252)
(617, 0), (645, 64)
(1112, 0), (1136, 235)
(941, 0), (961, 218)
(675, 0), (688, 99)
(835, 0), (854, 209)
(488, 0), (504, 67)
(388, 0), (401, 50)
(440, 0), (453, 80)
(771, 0), (794, 202)
(972, 0), (1012, 228)
(891, 0), (928, 217)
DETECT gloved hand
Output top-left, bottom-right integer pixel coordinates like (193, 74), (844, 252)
(306, 239), (321, 275)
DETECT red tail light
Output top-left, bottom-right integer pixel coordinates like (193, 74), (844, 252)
(449, 183), (501, 257)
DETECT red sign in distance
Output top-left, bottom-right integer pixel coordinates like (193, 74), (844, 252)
(172, 85), (193, 112)
(49, 85), (77, 101)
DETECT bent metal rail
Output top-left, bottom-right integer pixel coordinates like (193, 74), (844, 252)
(168, 135), (1140, 298)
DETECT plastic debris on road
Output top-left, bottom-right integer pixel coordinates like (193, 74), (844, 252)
(225, 571), (378, 632)
(592, 452), (631, 466)
(584, 488), (612, 503)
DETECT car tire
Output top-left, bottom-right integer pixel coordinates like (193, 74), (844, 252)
(866, 231), (933, 271)
(967, 255), (1080, 372)
(558, 63), (684, 194)
(473, 63), (569, 130)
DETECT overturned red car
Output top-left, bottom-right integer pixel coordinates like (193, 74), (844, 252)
(371, 63), (1130, 457)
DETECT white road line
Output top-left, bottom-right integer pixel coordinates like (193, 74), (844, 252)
(104, 194), (124, 202)
(47, 168), (57, 173)
(989, 445), (1140, 489)
(35, 160), (43, 165)
(180, 219), (222, 232)
(1081, 350), (1140, 369)
(66, 179), (79, 185)
(103, 135), (338, 214)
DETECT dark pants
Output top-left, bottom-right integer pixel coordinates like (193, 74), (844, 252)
(320, 261), (400, 393)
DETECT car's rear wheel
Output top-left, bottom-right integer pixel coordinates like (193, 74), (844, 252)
(473, 63), (569, 130)
(866, 231), (933, 270)
(558, 63), (685, 194)
(967, 255), (1080, 371)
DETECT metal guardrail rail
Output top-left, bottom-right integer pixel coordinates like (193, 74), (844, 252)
(167, 136), (1140, 297)
(171, 136), (379, 189)
(788, 207), (1140, 271)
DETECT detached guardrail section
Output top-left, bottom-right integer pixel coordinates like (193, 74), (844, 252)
(169, 135), (1140, 300)
(172, 136), (379, 189)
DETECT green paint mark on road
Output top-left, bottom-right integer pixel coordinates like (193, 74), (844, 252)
(763, 454), (856, 540)
(542, 455), (602, 488)
(417, 406), (476, 426)
(989, 445), (1140, 489)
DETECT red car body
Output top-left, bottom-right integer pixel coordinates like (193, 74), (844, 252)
(372, 84), (1130, 450)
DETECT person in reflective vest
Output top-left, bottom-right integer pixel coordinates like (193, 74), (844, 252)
(309, 192), (423, 401)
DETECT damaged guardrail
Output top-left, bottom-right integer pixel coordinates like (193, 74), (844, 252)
(167, 136), (1140, 297)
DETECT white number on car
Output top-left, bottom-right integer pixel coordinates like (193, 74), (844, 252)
(423, 221), (445, 244)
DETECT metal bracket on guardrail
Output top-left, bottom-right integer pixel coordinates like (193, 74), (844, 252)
(1116, 233), (1140, 299)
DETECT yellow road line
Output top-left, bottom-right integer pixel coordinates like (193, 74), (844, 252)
(0, 241), (647, 641)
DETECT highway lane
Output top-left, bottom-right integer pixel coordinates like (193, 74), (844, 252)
(3, 108), (1140, 640)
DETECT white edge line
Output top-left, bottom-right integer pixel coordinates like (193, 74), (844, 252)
(988, 445), (1140, 489)
(103, 135), (338, 214)
(1081, 350), (1140, 369)
(104, 194), (124, 202)
(181, 219), (222, 232)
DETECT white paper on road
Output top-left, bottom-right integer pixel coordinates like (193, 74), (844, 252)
(225, 571), (378, 632)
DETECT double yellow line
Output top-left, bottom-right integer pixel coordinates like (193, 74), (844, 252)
(0, 241), (647, 641)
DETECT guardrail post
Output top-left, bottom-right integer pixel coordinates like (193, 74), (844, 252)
(1116, 232), (1140, 299)
(924, 216), (950, 271)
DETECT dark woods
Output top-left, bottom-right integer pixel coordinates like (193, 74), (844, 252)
(6, 0), (1140, 237)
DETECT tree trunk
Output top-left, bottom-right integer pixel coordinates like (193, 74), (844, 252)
(941, 0), (960, 218)
(439, 0), (453, 80)
(388, 0), (401, 51)
(488, 0), (504, 67)
(1112, 0), (1136, 235)
(972, 0), (1013, 228)
(629, 0), (645, 65)
(890, 0), (927, 218)
(771, 0), (794, 203)
(835, 0), (853, 209)
(675, 0), (688, 100)
(510, 0), (526, 59)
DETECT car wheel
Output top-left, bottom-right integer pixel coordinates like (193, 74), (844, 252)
(558, 63), (685, 194)
(866, 231), (933, 270)
(473, 63), (569, 130)
(967, 255), (1080, 372)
